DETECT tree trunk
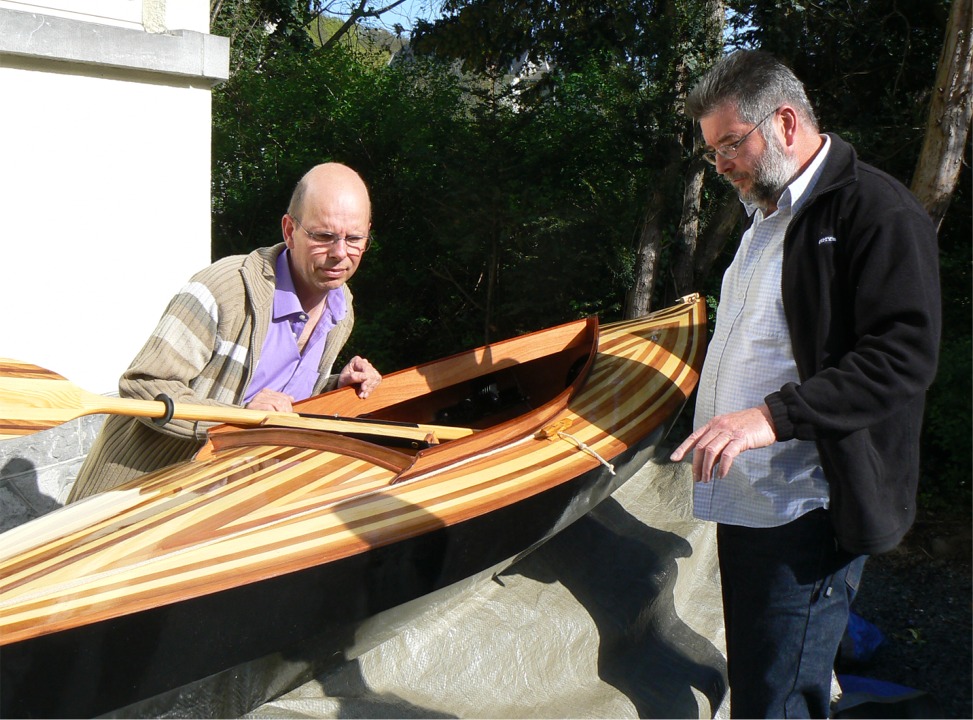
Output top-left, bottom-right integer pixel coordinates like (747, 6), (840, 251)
(671, 158), (707, 299)
(669, 0), (726, 302)
(484, 229), (498, 343)
(695, 194), (744, 280)
(626, 131), (691, 318)
(625, 196), (665, 319)
(910, 0), (972, 230)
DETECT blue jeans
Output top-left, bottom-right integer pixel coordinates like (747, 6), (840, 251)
(717, 509), (867, 718)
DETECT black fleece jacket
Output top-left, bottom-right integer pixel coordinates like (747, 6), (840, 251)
(763, 134), (941, 555)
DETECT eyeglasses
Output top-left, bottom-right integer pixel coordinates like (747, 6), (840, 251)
(291, 216), (371, 254)
(702, 107), (779, 165)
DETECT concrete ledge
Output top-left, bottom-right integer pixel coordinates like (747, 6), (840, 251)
(0, 7), (229, 84)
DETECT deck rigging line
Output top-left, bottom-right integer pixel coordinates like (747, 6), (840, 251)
(556, 430), (616, 475)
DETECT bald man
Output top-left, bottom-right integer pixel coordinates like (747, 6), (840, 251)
(68, 163), (382, 501)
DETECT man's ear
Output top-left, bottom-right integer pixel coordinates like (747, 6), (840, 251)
(777, 106), (799, 147)
(282, 214), (297, 249)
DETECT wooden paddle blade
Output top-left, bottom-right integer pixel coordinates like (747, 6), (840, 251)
(0, 359), (90, 439)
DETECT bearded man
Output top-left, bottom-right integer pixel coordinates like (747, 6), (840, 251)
(670, 51), (941, 718)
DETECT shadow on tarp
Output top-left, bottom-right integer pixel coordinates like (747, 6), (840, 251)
(833, 675), (942, 718)
(248, 460), (728, 719)
(507, 495), (727, 717)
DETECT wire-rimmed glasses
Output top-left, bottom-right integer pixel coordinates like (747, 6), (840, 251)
(291, 216), (372, 254)
(702, 107), (780, 165)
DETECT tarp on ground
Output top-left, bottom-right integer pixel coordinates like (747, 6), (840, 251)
(246, 458), (729, 719)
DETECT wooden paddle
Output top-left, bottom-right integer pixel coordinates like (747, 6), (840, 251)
(0, 358), (474, 443)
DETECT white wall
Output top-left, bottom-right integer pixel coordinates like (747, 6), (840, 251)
(0, 3), (228, 394)
(0, 1), (228, 519)
(0, 68), (214, 393)
(0, 0), (143, 28)
(0, 0), (209, 32)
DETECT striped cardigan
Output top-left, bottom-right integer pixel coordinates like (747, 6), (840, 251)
(68, 244), (355, 501)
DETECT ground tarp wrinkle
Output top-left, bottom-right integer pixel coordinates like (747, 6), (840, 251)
(247, 458), (729, 719)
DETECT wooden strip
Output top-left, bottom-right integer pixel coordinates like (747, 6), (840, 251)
(206, 428), (415, 473)
(390, 317), (598, 483)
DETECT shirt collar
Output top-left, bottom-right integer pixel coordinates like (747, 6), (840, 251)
(788, 134), (831, 215)
(272, 249), (348, 321)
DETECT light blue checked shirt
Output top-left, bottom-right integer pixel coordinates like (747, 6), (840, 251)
(693, 137), (832, 527)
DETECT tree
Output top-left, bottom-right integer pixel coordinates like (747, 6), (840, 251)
(911, 0), (972, 230)
(646, 0), (728, 310)
(414, 0), (729, 315)
(309, 0), (410, 52)
(211, 0), (316, 75)
(211, 0), (410, 76)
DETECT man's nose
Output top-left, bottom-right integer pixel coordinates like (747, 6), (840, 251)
(328, 237), (350, 259)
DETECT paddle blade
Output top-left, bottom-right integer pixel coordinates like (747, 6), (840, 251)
(0, 359), (89, 439)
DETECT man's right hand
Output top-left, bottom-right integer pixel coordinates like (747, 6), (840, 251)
(669, 404), (777, 482)
(245, 389), (296, 413)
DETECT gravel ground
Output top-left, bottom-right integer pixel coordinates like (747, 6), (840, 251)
(839, 511), (972, 718)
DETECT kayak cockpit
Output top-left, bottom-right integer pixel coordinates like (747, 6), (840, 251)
(198, 318), (598, 477)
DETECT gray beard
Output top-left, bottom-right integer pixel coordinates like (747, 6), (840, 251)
(738, 134), (800, 210)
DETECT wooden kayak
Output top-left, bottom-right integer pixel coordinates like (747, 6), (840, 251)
(0, 294), (705, 718)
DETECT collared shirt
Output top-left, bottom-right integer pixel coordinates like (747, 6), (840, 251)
(243, 249), (347, 405)
(693, 136), (832, 527)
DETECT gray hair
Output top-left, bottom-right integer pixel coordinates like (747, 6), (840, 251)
(686, 50), (819, 131)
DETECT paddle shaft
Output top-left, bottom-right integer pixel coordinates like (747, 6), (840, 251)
(0, 359), (473, 442)
(96, 395), (473, 441)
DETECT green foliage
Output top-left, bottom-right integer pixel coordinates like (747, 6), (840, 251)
(922, 336), (973, 512)
(211, 0), (316, 74)
(211, 0), (969, 518)
(212, 38), (663, 369)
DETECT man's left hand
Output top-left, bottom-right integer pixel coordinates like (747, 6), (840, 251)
(670, 404), (778, 482)
(338, 356), (382, 399)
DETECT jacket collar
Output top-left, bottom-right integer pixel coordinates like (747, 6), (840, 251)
(809, 133), (858, 200)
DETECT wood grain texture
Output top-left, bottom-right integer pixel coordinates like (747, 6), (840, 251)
(0, 296), (705, 646)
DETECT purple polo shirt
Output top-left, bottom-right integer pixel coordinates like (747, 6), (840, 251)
(243, 249), (347, 404)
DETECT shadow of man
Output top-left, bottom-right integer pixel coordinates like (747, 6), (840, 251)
(507, 494), (727, 718)
(1, 458), (60, 531)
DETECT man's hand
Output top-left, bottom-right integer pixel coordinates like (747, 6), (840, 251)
(670, 405), (777, 483)
(338, 355), (382, 399)
(245, 388), (296, 413)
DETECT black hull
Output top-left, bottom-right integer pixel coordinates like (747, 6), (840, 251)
(0, 425), (668, 719)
